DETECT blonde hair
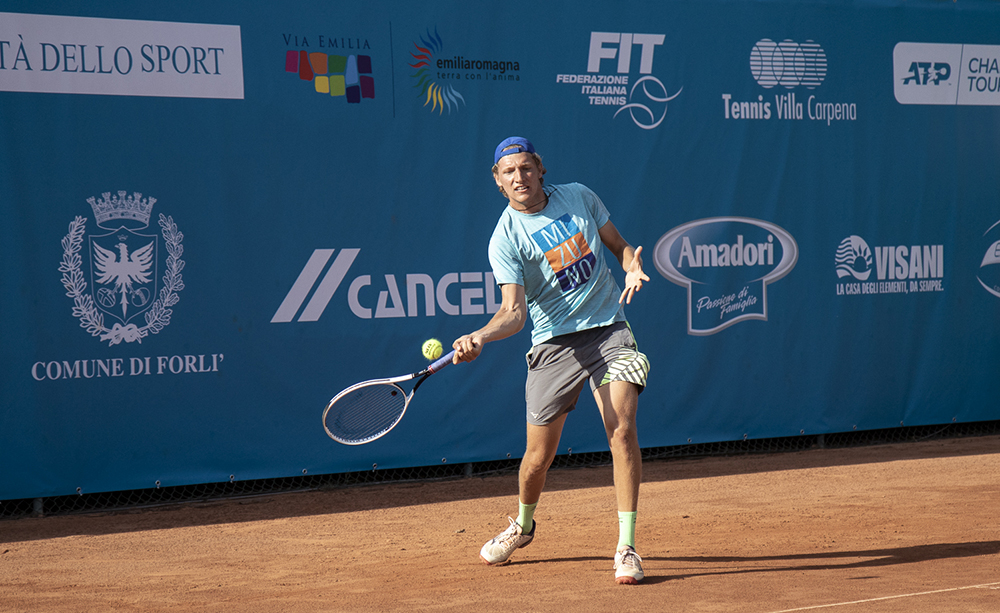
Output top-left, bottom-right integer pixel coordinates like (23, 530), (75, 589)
(492, 150), (546, 197)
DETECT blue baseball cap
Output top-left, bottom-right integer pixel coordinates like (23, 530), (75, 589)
(494, 136), (536, 165)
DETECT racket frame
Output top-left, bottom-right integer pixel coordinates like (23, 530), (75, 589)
(322, 349), (455, 445)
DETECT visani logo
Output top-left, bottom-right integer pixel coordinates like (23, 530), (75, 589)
(835, 234), (944, 296)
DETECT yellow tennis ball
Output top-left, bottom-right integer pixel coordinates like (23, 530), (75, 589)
(421, 338), (443, 360)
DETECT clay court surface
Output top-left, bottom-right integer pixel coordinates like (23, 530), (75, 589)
(2, 435), (998, 612)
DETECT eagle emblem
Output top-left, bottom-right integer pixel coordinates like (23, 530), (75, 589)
(92, 236), (157, 321)
(60, 191), (185, 346)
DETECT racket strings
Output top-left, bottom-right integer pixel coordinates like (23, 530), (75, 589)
(326, 383), (408, 443)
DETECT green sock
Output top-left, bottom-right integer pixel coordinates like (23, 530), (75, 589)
(517, 501), (537, 532)
(617, 511), (636, 550)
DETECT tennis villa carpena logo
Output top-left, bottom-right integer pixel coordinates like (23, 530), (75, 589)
(722, 38), (857, 125)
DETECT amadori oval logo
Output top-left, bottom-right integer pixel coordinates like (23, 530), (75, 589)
(653, 217), (798, 335)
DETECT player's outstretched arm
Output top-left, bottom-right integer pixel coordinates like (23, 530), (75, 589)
(599, 221), (650, 304)
(619, 245), (649, 304)
(452, 283), (526, 363)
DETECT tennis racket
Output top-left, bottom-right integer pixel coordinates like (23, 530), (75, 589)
(323, 349), (457, 445)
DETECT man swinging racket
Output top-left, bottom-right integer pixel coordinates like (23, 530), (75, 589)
(451, 137), (651, 584)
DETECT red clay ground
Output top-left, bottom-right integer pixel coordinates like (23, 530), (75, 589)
(2, 435), (998, 612)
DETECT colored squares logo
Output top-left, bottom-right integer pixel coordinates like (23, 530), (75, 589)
(531, 215), (597, 292)
(286, 50), (374, 102)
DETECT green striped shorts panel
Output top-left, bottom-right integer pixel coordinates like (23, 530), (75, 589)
(524, 321), (650, 426)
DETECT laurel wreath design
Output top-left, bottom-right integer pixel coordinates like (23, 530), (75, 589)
(60, 214), (185, 346)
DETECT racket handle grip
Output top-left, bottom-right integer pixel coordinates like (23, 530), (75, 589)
(428, 349), (456, 373)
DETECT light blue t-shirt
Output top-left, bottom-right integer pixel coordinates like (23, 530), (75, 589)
(488, 182), (626, 345)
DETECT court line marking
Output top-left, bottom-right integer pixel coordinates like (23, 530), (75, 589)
(769, 582), (1000, 612)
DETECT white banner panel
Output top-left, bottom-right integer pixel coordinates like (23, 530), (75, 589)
(0, 12), (243, 98)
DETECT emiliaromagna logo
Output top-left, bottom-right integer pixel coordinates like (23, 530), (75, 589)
(409, 27), (520, 115)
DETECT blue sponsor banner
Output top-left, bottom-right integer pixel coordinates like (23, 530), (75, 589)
(653, 218), (798, 335)
(1, 0), (999, 500)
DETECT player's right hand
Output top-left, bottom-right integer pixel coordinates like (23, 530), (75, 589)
(452, 335), (482, 363)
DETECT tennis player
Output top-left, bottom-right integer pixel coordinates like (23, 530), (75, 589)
(452, 136), (651, 584)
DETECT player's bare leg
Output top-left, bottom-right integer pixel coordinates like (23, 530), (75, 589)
(480, 413), (565, 565)
(595, 381), (640, 511)
(595, 380), (644, 584)
(519, 413), (567, 505)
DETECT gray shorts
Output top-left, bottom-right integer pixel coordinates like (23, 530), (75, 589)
(524, 321), (650, 426)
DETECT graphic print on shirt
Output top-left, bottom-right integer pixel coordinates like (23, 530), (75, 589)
(531, 214), (597, 292)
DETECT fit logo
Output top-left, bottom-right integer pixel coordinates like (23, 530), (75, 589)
(272, 249), (500, 322)
(902, 62), (951, 86)
(587, 33), (665, 74)
(556, 30), (679, 130)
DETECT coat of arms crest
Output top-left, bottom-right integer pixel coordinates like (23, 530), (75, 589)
(59, 191), (185, 346)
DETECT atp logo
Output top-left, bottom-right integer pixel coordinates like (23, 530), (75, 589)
(892, 43), (967, 105)
(409, 27), (465, 115)
(902, 62), (951, 86)
(59, 191), (185, 346)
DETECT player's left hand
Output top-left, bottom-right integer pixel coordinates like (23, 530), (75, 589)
(619, 245), (650, 304)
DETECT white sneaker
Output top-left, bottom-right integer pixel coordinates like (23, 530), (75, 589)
(614, 546), (644, 584)
(479, 517), (535, 565)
